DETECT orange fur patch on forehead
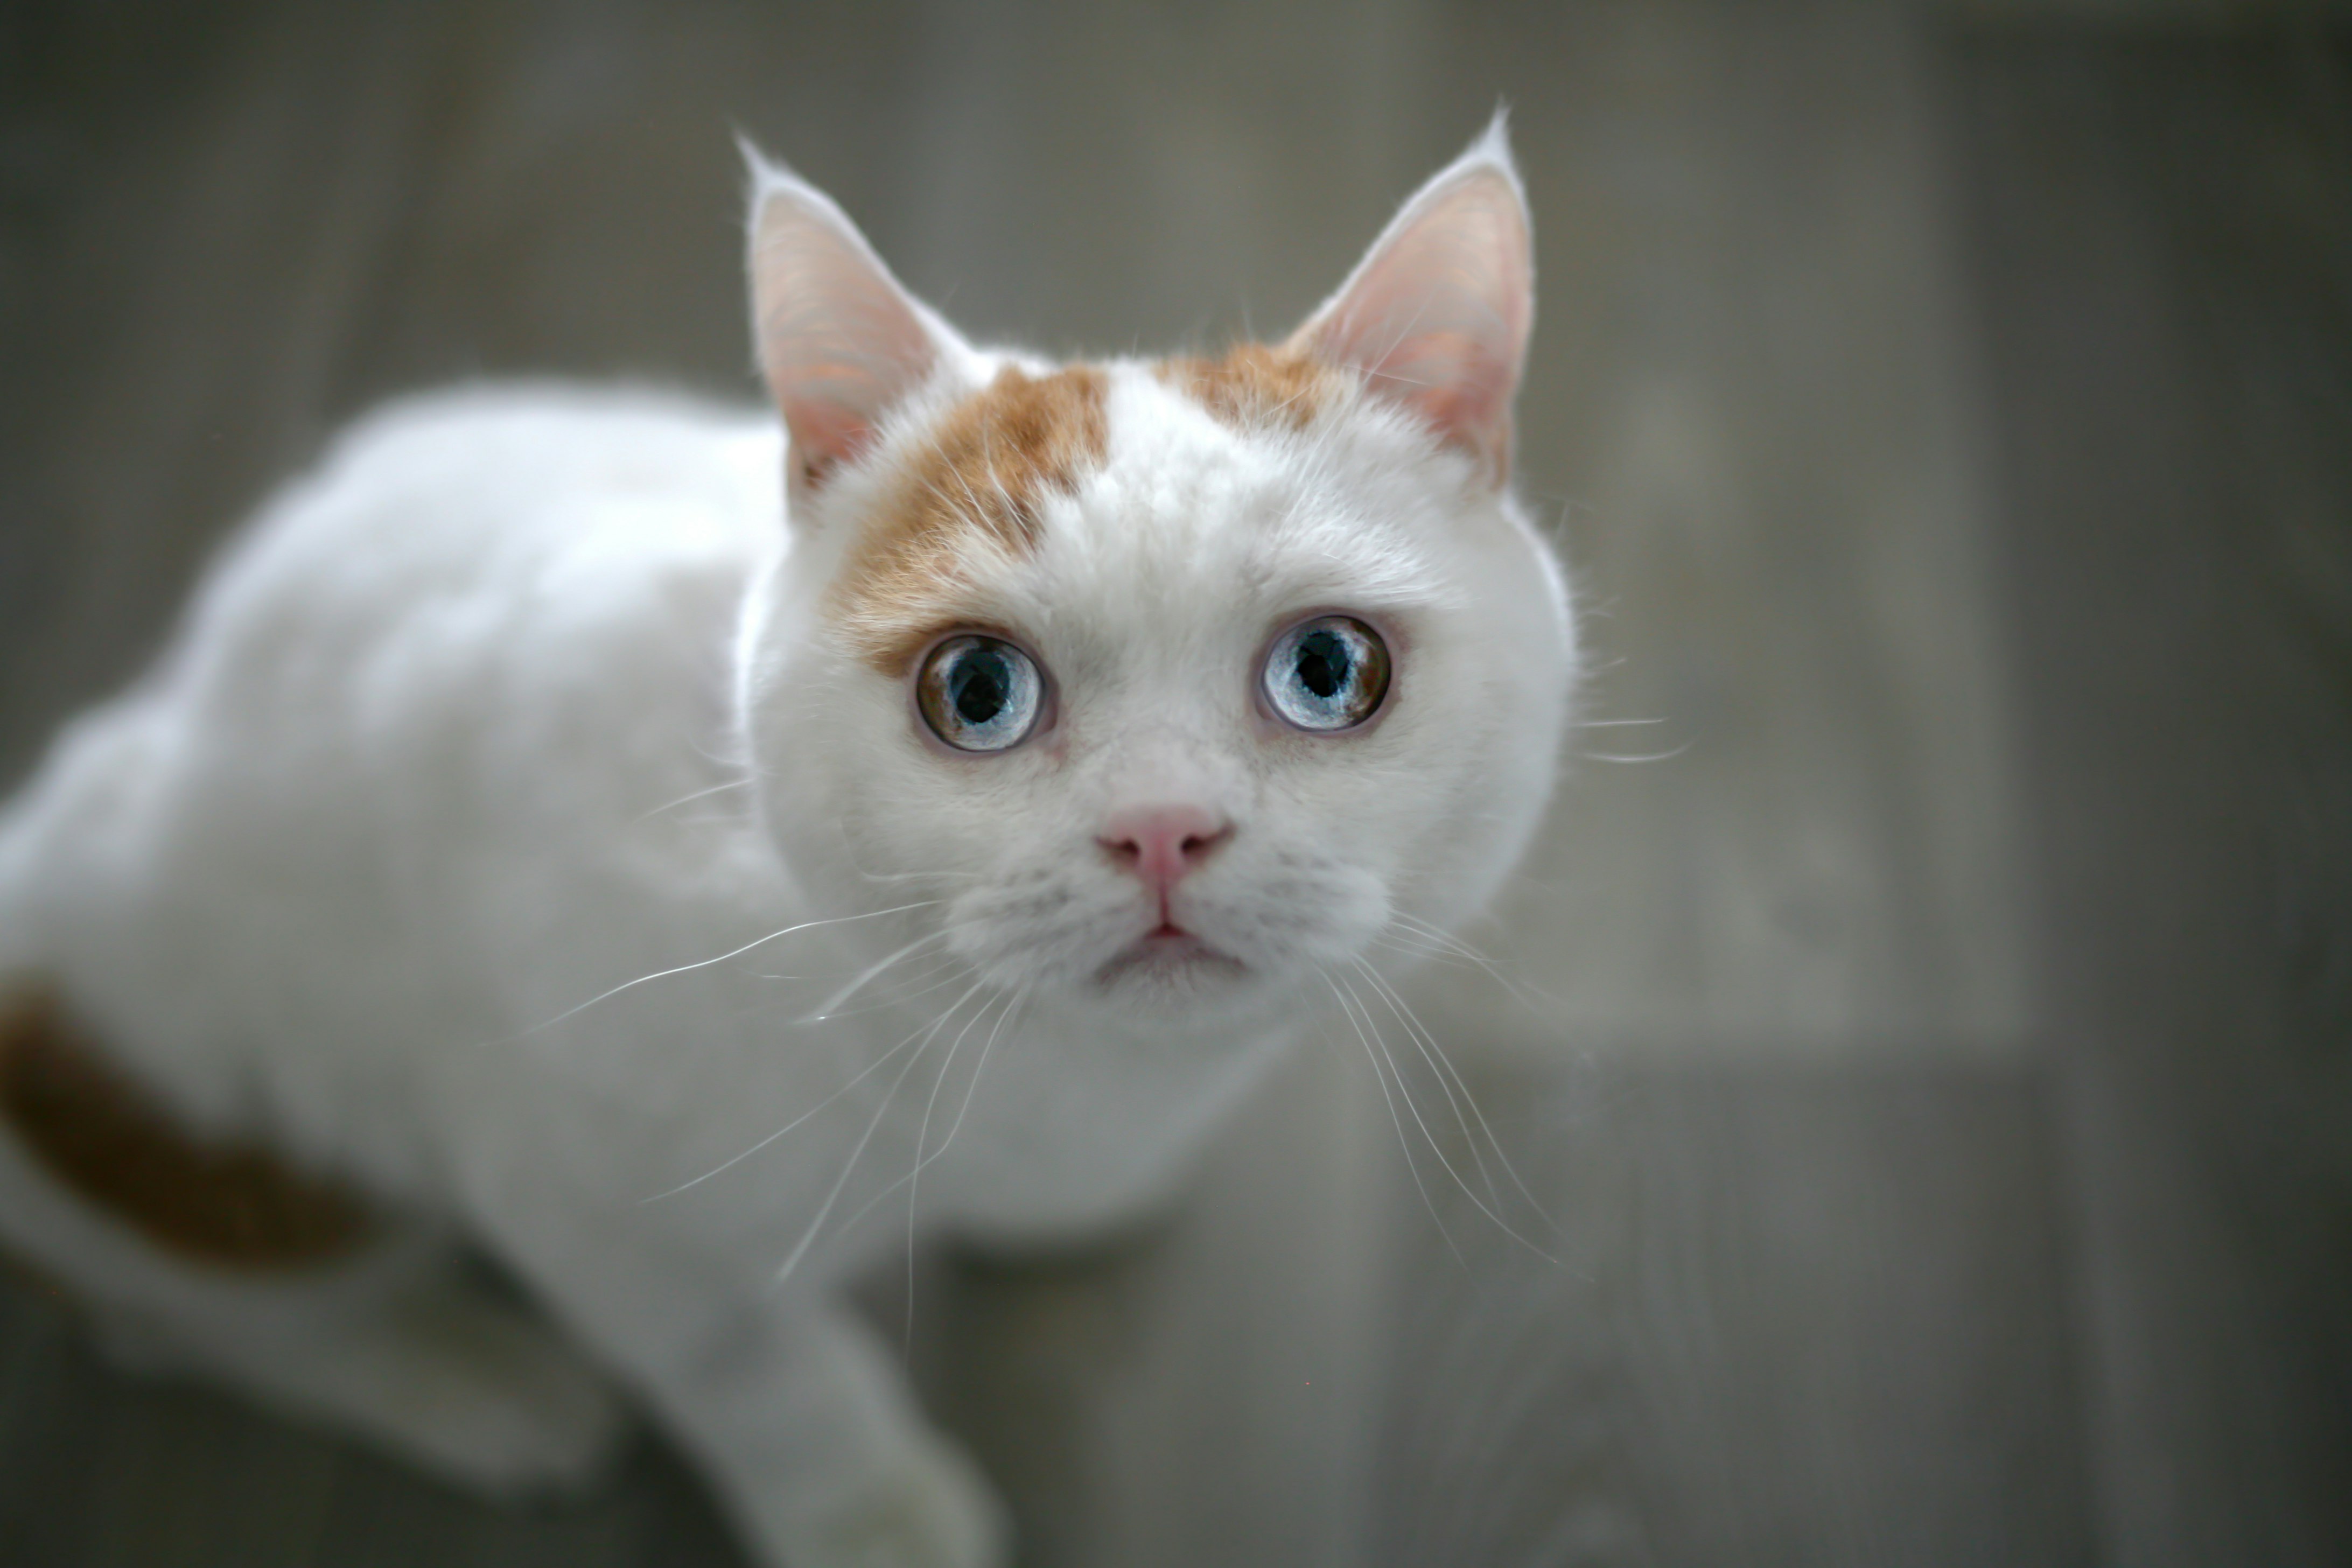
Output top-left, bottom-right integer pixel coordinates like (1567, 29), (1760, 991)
(1155, 342), (1338, 432)
(831, 364), (1108, 673)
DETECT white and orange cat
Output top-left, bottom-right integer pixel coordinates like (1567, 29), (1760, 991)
(0, 120), (1572, 1567)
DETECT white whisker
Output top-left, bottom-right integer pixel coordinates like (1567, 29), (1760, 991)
(1367, 931), (1481, 970)
(1584, 741), (1695, 765)
(829, 818), (987, 886)
(631, 777), (753, 822)
(1339, 969), (1565, 1270)
(1385, 911), (1496, 964)
(901, 984), (1003, 1335)
(1352, 955), (1501, 1213)
(802, 928), (958, 1023)
(922, 981), (1026, 1178)
(851, 958), (977, 1010)
(1338, 972), (1486, 1250)
(499, 899), (944, 1043)
(1352, 957), (1571, 1253)
(774, 954), (969, 1018)
(641, 992), (964, 1202)
(1322, 969), (1460, 1265)
(829, 978), (1032, 1249)
(1387, 912), (1560, 1012)
(771, 980), (988, 1290)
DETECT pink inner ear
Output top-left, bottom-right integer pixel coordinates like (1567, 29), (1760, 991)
(1292, 165), (1532, 478)
(781, 400), (872, 485)
(749, 173), (946, 494)
(1366, 327), (1511, 433)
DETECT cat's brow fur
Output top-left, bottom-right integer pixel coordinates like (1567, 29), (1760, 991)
(832, 364), (1108, 673)
(1153, 342), (1339, 433)
(835, 346), (1341, 673)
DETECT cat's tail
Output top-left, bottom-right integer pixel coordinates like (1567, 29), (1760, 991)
(0, 687), (183, 987)
(0, 694), (633, 1500)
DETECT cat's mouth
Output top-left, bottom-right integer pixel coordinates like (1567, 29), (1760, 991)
(1094, 923), (1246, 987)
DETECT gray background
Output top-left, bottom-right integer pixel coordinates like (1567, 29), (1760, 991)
(1, 1), (2346, 1563)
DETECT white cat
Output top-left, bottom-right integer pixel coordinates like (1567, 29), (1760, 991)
(0, 118), (1572, 1567)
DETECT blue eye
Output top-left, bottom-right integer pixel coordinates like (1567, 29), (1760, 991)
(1263, 615), (1390, 732)
(917, 635), (1043, 752)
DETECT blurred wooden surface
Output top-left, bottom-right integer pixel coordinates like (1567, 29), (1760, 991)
(1956, 31), (2352, 1563)
(0, 2), (2346, 1565)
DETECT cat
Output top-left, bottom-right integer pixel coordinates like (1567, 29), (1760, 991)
(0, 115), (1573, 1568)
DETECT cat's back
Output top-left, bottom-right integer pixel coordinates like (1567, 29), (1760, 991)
(188, 384), (781, 682)
(101, 383), (762, 730)
(0, 386), (792, 1152)
(63, 384), (783, 837)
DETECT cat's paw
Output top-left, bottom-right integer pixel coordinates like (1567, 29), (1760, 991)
(783, 1431), (1010, 1568)
(354, 1275), (634, 1495)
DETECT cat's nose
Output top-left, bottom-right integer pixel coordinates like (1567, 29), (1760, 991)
(1098, 804), (1233, 896)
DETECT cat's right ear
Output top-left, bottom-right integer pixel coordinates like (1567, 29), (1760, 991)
(741, 144), (975, 497)
(1286, 114), (1534, 484)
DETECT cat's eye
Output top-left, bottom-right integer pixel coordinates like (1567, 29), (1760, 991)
(1262, 615), (1390, 732)
(916, 635), (1044, 752)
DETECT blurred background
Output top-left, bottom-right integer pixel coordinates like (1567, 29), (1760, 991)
(1, 0), (2346, 1563)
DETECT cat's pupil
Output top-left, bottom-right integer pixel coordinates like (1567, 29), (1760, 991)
(1296, 630), (1350, 700)
(951, 652), (1009, 725)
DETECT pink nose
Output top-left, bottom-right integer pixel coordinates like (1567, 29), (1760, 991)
(1099, 804), (1233, 898)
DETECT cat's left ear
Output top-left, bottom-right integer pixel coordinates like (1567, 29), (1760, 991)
(1287, 113), (1534, 484)
(742, 144), (977, 496)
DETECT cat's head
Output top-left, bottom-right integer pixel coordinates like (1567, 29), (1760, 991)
(736, 121), (1575, 1035)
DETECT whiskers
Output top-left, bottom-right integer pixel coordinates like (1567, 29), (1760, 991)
(640, 949), (1033, 1332)
(1582, 740), (1694, 765)
(642, 988), (967, 1202)
(630, 776), (755, 823)
(801, 927), (961, 1022)
(893, 979), (1030, 1350)
(765, 979), (992, 1291)
(1317, 935), (1573, 1273)
(492, 898), (947, 1045)
(1348, 958), (1565, 1247)
(766, 978), (1031, 1302)
(1571, 712), (1693, 765)
(830, 819), (988, 888)
(1371, 910), (1562, 1016)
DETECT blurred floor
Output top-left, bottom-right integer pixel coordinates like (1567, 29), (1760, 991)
(0, 2), (2345, 1564)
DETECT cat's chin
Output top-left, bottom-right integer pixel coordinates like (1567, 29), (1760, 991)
(1091, 929), (1251, 998)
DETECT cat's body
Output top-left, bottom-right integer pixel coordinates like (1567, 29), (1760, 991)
(0, 386), (1252, 1236)
(0, 123), (1571, 1567)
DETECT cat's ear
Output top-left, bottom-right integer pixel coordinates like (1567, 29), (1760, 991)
(1287, 114), (1534, 483)
(742, 143), (975, 495)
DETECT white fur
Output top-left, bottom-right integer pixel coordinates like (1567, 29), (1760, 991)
(0, 127), (1573, 1568)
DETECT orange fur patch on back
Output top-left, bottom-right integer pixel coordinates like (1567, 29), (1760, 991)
(1155, 342), (1338, 433)
(0, 988), (374, 1271)
(831, 365), (1108, 673)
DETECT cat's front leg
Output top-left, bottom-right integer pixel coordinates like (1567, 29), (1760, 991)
(691, 1298), (1007, 1568)
(505, 1214), (1006, 1568)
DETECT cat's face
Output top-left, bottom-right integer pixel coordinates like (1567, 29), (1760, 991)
(739, 124), (1573, 1034)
